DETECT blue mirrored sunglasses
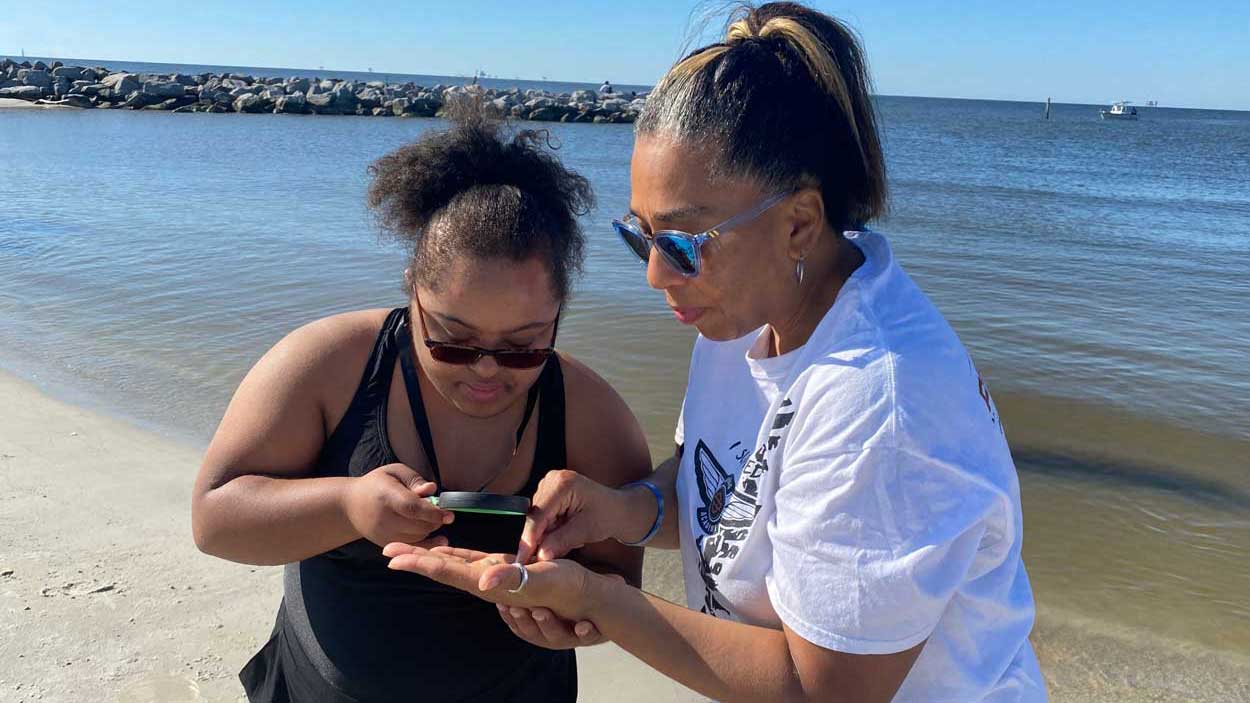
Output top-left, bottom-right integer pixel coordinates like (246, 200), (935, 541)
(611, 191), (792, 277)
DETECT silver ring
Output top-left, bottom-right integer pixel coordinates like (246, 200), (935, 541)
(506, 562), (528, 594)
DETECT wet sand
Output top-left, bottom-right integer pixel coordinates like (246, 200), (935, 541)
(1, 369), (1248, 702)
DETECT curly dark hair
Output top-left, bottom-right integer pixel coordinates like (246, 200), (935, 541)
(367, 97), (594, 301)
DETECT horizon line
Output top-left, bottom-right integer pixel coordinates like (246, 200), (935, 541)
(3, 52), (1245, 113)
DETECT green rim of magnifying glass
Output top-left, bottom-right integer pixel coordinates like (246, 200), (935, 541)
(428, 492), (530, 517)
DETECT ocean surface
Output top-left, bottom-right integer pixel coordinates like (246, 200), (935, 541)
(2, 63), (1249, 658)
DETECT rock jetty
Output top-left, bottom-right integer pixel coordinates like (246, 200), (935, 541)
(0, 59), (646, 123)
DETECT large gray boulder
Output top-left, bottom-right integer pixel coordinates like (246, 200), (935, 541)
(599, 98), (628, 114)
(275, 93), (307, 114)
(0, 86), (42, 100)
(571, 89), (597, 103)
(123, 91), (162, 109)
(17, 68), (52, 89)
(528, 105), (574, 122)
(233, 93), (265, 113)
(51, 66), (89, 81)
(524, 97), (556, 110)
(330, 82), (358, 111)
(286, 77), (310, 94)
(101, 73), (141, 97)
(201, 87), (234, 106)
(59, 94), (94, 109)
(355, 87), (384, 110)
(53, 75), (72, 98)
(142, 81), (185, 98)
(306, 91), (338, 113)
(410, 96), (442, 117)
(142, 97), (181, 110)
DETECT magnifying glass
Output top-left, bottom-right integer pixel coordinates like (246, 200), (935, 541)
(429, 492), (531, 517)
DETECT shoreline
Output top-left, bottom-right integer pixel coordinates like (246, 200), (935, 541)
(0, 58), (644, 122)
(3, 369), (1250, 701)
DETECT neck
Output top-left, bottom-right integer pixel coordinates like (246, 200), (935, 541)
(767, 235), (864, 357)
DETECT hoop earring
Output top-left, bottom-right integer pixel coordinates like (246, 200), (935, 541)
(795, 256), (805, 286)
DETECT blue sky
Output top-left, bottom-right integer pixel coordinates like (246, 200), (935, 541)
(3, 1), (1247, 110)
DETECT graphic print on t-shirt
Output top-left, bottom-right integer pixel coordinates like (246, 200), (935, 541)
(694, 399), (797, 617)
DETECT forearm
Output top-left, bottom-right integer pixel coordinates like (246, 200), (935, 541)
(617, 454), (682, 550)
(193, 475), (359, 565)
(586, 577), (804, 703)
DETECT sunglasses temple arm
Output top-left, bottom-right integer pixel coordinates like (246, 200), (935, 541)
(708, 191), (791, 233)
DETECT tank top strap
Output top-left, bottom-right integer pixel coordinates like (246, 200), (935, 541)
(322, 307), (408, 449)
(397, 330), (443, 486)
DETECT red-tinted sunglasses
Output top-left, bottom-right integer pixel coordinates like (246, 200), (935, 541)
(414, 297), (559, 370)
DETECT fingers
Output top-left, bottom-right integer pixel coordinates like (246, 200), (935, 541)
(534, 524), (588, 562)
(519, 469), (580, 562)
(499, 605), (590, 650)
(408, 479), (438, 497)
(390, 486), (453, 527)
(382, 542), (430, 558)
(387, 551), (464, 586)
(430, 546), (505, 563)
(498, 604), (522, 636)
(573, 619), (601, 643)
(479, 561), (527, 592)
(517, 511), (550, 564)
(529, 607), (574, 644)
(381, 462), (425, 489)
(504, 604), (546, 643)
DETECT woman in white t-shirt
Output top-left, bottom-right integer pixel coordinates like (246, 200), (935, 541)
(386, 3), (1048, 701)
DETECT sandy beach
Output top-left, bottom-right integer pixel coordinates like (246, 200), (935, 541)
(2, 369), (1248, 703)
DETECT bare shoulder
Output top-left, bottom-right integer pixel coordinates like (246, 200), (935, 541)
(267, 308), (394, 374)
(557, 352), (652, 486)
(204, 308), (401, 469)
(269, 307), (397, 418)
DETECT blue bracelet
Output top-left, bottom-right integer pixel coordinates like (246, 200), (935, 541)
(619, 480), (664, 547)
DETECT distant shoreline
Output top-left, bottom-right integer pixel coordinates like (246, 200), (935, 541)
(6, 54), (1248, 112)
(0, 57), (648, 122)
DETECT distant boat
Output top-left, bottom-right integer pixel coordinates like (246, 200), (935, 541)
(1100, 101), (1138, 120)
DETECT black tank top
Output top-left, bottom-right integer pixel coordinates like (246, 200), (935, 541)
(240, 308), (576, 703)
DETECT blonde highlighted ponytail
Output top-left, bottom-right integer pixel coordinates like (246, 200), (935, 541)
(638, 2), (887, 229)
(729, 15), (866, 166)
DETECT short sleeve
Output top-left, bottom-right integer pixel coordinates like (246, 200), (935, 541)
(765, 444), (1005, 654)
(674, 405), (685, 448)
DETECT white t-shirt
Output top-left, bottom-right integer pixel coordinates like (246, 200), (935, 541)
(674, 230), (1047, 702)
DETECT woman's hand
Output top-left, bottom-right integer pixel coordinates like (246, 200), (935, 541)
(343, 463), (453, 548)
(497, 605), (605, 650)
(383, 543), (606, 622)
(518, 470), (657, 563)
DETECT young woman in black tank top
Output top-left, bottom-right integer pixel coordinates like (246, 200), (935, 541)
(192, 103), (652, 702)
